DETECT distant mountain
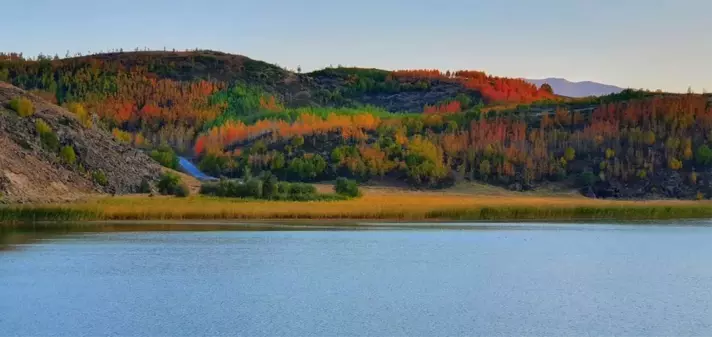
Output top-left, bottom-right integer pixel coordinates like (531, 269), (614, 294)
(526, 78), (624, 97)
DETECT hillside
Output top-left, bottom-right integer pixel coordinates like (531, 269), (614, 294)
(0, 82), (162, 203)
(526, 78), (624, 97)
(1, 51), (711, 200)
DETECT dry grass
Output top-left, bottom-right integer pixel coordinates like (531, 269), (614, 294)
(3, 186), (711, 222)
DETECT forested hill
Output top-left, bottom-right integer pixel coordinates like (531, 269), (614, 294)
(1, 50), (712, 200)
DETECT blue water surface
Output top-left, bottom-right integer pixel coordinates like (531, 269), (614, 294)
(1, 223), (711, 336)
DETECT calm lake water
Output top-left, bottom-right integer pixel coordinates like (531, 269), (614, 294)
(1, 222), (711, 337)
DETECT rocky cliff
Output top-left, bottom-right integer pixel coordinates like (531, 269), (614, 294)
(0, 82), (161, 203)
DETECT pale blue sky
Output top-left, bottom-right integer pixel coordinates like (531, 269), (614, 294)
(3, 0), (711, 92)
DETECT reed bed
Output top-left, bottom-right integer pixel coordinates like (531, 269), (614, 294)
(2, 191), (712, 222)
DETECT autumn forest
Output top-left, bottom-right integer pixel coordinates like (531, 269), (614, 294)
(1, 50), (711, 199)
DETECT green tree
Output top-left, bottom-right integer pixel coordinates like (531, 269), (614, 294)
(149, 146), (179, 169)
(696, 145), (712, 166)
(334, 177), (361, 197)
(157, 173), (183, 195)
(60, 146), (77, 165)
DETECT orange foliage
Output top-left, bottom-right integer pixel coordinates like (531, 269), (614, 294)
(424, 101), (461, 114)
(194, 113), (382, 155)
(259, 95), (283, 112)
(392, 69), (555, 104)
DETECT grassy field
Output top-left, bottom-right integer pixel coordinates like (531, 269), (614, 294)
(2, 185), (712, 222)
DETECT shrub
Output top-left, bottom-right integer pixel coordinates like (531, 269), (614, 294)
(35, 119), (52, 134)
(67, 102), (92, 128)
(35, 120), (59, 152)
(157, 173), (182, 196)
(92, 170), (108, 186)
(288, 182), (317, 195)
(564, 147), (576, 161)
(9, 97), (34, 117)
(112, 128), (132, 143)
(277, 181), (291, 195)
(200, 178), (328, 201)
(334, 177), (361, 197)
(60, 145), (77, 165)
(175, 183), (190, 198)
(697, 145), (712, 166)
(149, 146), (179, 169)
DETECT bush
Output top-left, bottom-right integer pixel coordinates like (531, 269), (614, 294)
(112, 128), (132, 143)
(288, 182), (317, 195)
(149, 146), (179, 169)
(697, 145), (712, 166)
(277, 181), (291, 195)
(67, 102), (92, 128)
(334, 177), (361, 197)
(35, 119), (59, 152)
(92, 170), (108, 186)
(199, 154), (230, 176)
(60, 145), (77, 165)
(200, 178), (329, 201)
(175, 183), (190, 198)
(9, 97), (34, 117)
(157, 173), (182, 196)
(35, 119), (52, 134)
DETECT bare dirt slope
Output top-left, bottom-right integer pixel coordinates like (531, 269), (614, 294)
(0, 82), (162, 203)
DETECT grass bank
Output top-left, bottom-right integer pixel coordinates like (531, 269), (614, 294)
(2, 190), (712, 222)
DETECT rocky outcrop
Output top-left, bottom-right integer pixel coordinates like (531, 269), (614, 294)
(0, 82), (162, 203)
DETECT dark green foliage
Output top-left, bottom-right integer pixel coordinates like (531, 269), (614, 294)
(200, 177), (334, 201)
(40, 132), (59, 152)
(157, 173), (187, 196)
(92, 170), (108, 186)
(578, 172), (597, 187)
(287, 182), (317, 195)
(199, 154), (231, 176)
(696, 145), (712, 166)
(245, 178), (263, 199)
(287, 155), (327, 180)
(149, 146), (179, 169)
(334, 177), (361, 197)
(262, 174), (279, 199)
(139, 179), (152, 193)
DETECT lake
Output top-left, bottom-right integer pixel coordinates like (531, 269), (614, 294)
(1, 222), (711, 336)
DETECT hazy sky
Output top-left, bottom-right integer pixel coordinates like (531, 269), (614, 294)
(3, 0), (711, 92)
